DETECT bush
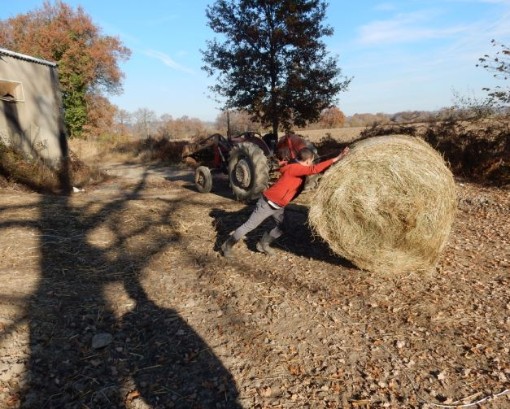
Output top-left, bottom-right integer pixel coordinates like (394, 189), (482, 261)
(355, 119), (509, 187)
(134, 137), (189, 163)
(314, 134), (349, 157)
(0, 141), (109, 194)
(424, 119), (509, 186)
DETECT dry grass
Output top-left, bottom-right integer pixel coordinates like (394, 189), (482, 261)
(0, 140), (109, 194)
(6, 116), (507, 194)
(68, 137), (136, 167)
(0, 143), (61, 193)
(285, 127), (364, 144)
(308, 135), (457, 274)
(68, 138), (103, 163)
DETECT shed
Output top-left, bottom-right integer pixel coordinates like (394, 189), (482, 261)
(0, 47), (68, 166)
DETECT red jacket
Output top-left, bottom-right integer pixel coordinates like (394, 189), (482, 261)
(263, 158), (335, 207)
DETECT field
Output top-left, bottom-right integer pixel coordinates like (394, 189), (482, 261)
(0, 133), (509, 408)
(292, 127), (366, 143)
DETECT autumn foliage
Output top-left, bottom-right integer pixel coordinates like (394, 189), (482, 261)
(0, 0), (131, 138)
(319, 106), (346, 128)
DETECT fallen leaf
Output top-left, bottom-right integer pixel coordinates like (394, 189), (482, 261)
(125, 390), (140, 402)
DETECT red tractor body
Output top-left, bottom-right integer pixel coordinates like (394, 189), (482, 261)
(182, 132), (315, 201)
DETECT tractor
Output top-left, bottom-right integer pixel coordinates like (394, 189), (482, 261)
(181, 131), (317, 201)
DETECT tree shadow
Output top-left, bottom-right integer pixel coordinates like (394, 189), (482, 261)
(176, 171), (244, 202)
(120, 277), (238, 408)
(19, 170), (240, 408)
(209, 204), (355, 268)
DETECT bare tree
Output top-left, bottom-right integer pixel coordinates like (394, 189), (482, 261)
(133, 108), (157, 140)
(477, 39), (510, 105)
(215, 110), (261, 135)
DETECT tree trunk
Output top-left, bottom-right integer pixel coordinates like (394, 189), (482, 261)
(272, 118), (278, 137)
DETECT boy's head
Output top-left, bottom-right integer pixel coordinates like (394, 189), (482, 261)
(297, 147), (314, 165)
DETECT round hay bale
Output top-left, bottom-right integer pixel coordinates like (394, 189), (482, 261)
(308, 135), (457, 274)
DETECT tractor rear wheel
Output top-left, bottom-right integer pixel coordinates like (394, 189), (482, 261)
(228, 142), (269, 201)
(194, 166), (213, 193)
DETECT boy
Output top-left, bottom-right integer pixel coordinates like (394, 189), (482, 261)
(221, 146), (349, 257)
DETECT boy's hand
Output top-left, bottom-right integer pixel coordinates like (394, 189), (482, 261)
(333, 146), (349, 162)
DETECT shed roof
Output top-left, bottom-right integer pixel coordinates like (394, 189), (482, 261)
(0, 47), (56, 67)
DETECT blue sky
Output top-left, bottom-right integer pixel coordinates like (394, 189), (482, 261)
(3, 0), (510, 122)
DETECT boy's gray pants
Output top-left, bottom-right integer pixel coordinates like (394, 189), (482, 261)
(232, 197), (285, 241)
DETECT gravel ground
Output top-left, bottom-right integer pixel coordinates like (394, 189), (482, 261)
(0, 164), (508, 409)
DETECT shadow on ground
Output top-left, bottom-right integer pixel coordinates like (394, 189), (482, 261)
(18, 171), (241, 408)
(209, 203), (355, 269)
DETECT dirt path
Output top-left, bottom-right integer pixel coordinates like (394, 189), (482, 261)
(0, 162), (509, 408)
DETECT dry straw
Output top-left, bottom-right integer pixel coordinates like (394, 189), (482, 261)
(308, 135), (457, 274)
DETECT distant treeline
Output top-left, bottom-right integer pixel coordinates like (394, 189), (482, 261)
(111, 105), (509, 142)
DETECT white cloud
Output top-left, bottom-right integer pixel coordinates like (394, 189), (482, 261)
(357, 11), (467, 45)
(144, 49), (194, 74)
(373, 2), (398, 12)
(444, 0), (509, 3)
